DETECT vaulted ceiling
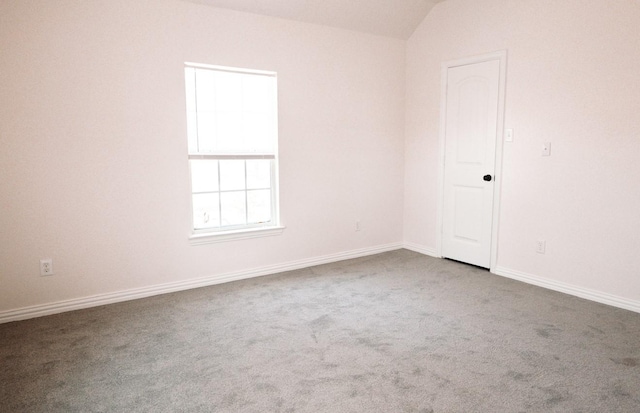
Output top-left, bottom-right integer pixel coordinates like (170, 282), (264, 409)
(185, 0), (445, 39)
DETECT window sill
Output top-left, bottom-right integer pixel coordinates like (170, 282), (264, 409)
(189, 225), (286, 245)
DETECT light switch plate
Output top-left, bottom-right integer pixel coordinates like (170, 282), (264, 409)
(542, 142), (551, 156)
(505, 129), (514, 142)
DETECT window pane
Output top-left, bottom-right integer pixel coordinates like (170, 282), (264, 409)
(186, 111), (198, 153)
(220, 191), (246, 226)
(195, 69), (216, 112)
(243, 112), (272, 153)
(247, 190), (271, 224)
(188, 67), (276, 155)
(219, 160), (245, 191)
(243, 75), (272, 113)
(185, 68), (196, 111)
(216, 111), (243, 152)
(190, 160), (218, 193)
(215, 71), (243, 112)
(193, 193), (220, 229)
(197, 111), (218, 152)
(185, 68), (199, 152)
(246, 160), (271, 189)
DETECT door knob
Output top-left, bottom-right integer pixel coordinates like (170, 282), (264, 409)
(483, 174), (492, 182)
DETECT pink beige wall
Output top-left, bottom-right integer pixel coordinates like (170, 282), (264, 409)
(0, 0), (406, 316)
(2, 0), (639, 319)
(404, 0), (640, 304)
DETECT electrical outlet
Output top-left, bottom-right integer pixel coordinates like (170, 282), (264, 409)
(40, 259), (54, 276)
(536, 240), (546, 254)
(355, 221), (361, 232)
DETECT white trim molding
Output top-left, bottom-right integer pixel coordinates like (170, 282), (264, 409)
(401, 247), (640, 314)
(493, 266), (640, 314)
(0, 242), (403, 324)
(189, 225), (286, 245)
(403, 242), (439, 258)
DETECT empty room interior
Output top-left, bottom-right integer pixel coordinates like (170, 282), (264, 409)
(1, 0), (639, 411)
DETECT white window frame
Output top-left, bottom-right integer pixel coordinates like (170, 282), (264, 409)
(184, 63), (284, 245)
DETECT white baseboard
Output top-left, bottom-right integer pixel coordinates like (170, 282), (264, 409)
(403, 245), (640, 314)
(493, 266), (640, 314)
(403, 242), (439, 258)
(6, 244), (637, 323)
(0, 242), (403, 324)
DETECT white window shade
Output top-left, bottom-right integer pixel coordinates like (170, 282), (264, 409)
(186, 66), (276, 155)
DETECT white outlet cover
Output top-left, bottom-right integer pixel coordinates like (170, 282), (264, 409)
(40, 259), (54, 276)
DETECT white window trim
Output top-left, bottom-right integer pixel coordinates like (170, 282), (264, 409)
(189, 225), (286, 245)
(185, 62), (281, 241)
(185, 62), (275, 77)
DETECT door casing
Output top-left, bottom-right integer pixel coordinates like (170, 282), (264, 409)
(436, 51), (508, 272)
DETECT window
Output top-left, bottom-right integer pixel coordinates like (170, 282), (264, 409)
(185, 63), (281, 242)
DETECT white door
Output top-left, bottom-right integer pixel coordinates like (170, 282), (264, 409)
(441, 58), (501, 268)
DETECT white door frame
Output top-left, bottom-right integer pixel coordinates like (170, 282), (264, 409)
(436, 50), (508, 272)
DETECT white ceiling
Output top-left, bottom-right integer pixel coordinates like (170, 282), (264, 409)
(185, 0), (445, 39)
